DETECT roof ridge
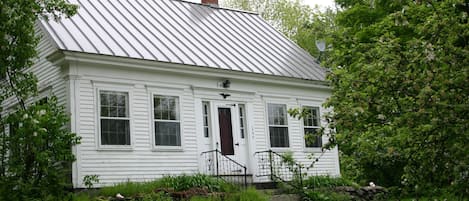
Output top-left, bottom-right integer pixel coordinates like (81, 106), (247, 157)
(170, 0), (259, 15)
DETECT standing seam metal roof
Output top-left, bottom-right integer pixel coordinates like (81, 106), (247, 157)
(41, 0), (326, 81)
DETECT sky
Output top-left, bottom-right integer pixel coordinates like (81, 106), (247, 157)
(185, 0), (336, 9)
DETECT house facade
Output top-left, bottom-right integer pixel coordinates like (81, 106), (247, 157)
(30, 0), (340, 188)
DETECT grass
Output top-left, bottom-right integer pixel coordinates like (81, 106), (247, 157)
(99, 174), (230, 197)
(70, 174), (268, 201)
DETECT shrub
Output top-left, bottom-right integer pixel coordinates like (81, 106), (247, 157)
(99, 174), (232, 197)
(0, 97), (81, 200)
(304, 175), (359, 189)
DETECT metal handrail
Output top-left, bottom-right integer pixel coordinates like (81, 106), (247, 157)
(200, 149), (246, 168)
(254, 149), (304, 190)
(200, 149), (248, 188)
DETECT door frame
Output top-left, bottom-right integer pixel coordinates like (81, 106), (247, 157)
(211, 101), (250, 171)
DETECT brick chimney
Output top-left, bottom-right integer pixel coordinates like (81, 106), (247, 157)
(201, 0), (218, 6)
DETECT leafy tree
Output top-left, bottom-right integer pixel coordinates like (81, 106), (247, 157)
(325, 0), (469, 197)
(0, 0), (80, 200)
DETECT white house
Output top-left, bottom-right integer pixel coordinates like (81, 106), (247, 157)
(29, 0), (339, 188)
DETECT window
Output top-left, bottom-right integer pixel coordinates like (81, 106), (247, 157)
(99, 91), (130, 145)
(239, 104), (246, 139)
(267, 103), (289, 147)
(303, 106), (322, 148)
(202, 101), (210, 138)
(154, 95), (181, 146)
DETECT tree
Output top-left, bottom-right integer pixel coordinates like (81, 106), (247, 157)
(325, 0), (469, 197)
(0, 0), (80, 200)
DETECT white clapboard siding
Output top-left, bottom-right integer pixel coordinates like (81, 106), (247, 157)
(76, 78), (200, 187)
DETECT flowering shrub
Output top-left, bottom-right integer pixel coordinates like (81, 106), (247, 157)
(0, 97), (80, 200)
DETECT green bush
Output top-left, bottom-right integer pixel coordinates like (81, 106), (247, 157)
(304, 175), (359, 189)
(100, 174), (232, 197)
(0, 97), (81, 200)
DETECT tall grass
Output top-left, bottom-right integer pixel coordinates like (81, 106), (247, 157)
(99, 174), (232, 197)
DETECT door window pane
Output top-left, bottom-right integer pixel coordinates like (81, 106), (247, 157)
(202, 101), (210, 138)
(239, 104), (246, 139)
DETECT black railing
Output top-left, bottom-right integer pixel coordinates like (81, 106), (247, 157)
(200, 149), (247, 188)
(254, 150), (304, 190)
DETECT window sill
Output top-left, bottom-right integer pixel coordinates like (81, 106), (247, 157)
(97, 146), (134, 151)
(270, 147), (291, 153)
(303, 147), (323, 153)
(152, 146), (184, 152)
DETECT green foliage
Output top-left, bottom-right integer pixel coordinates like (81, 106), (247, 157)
(100, 174), (230, 197)
(304, 176), (358, 189)
(304, 189), (352, 201)
(228, 187), (269, 201)
(83, 175), (100, 189)
(325, 0), (469, 198)
(158, 174), (227, 192)
(0, 97), (81, 200)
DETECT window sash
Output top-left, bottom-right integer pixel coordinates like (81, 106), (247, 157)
(267, 103), (289, 147)
(154, 95), (179, 120)
(269, 126), (289, 147)
(99, 90), (130, 146)
(154, 121), (181, 146)
(202, 101), (210, 138)
(304, 128), (322, 147)
(100, 119), (130, 145)
(303, 106), (320, 127)
(239, 104), (246, 139)
(303, 106), (321, 148)
(154, 95), (181, 146)
(100, 91), (128, 118)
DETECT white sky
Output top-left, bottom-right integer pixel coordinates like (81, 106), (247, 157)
(185, 0), (336, 9)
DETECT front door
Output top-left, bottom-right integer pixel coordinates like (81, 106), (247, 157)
(218, 108), (234, 155)
(214, 103), (248, 168)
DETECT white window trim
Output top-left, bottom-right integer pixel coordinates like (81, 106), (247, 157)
(301, 104), (323, 152)
(95, 88), (134, 151)
(265, 102), (291, 151)
(150, 92), (184, 152)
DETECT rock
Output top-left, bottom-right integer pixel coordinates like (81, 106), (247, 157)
(334, 186), (387, 201)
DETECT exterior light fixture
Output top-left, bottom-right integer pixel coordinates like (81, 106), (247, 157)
(315, 40), (326, 62)
(222, 79), (231, 88)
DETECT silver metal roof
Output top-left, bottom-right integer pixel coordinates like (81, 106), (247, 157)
(41, 0), (326, 81)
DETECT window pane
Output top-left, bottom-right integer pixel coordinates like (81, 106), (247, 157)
(154, 95), (179, 120)
(268, 103), (287, 126)
(204, 127), (209, 138)
(202, 101), (210, 138)
(239, 104), (246, 139)
(155, 122), (181, 146)
(100, 91), (128, 118)
(101, 119), (130, 145)
(305, 128), (322, 147)
(303, 106), (320, 127)
(269, 127), (289, 147)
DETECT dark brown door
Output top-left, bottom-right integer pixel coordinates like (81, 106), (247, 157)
(218, 108), (234, 155)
